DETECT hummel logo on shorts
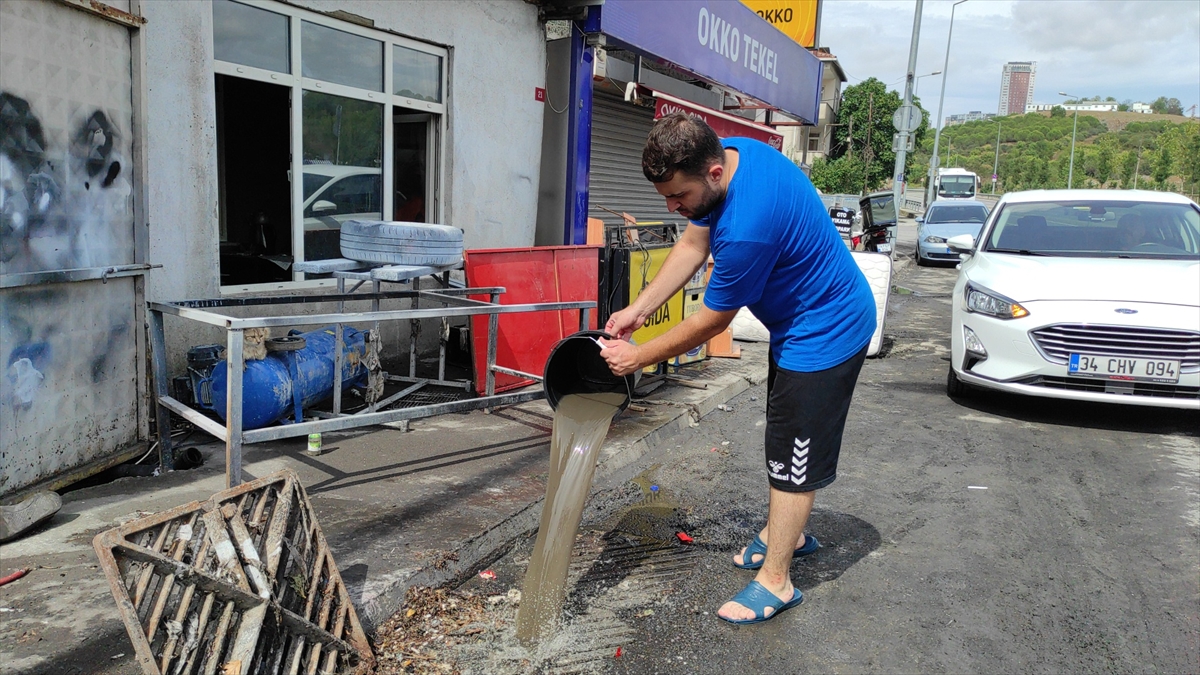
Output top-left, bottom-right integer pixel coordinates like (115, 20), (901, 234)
(768, 460), (789, 481)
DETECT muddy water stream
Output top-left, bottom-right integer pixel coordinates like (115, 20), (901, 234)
(515, 391), (626, 645)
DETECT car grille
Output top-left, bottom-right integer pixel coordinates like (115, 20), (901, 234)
(1030, 324), (1200, 374)
(1017, 375), (1200, 400)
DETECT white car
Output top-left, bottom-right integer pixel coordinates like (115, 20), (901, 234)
(947, 189), (1200, 409)
(302, 165), (382, 261)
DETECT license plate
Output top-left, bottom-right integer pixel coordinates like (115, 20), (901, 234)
(877, 243), (892, 253)
(1068, 354), (1180, 383)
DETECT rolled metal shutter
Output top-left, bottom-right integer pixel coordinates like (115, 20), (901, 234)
(589, 93), (687, 227)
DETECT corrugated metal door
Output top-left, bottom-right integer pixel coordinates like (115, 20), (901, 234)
(588, 93), (686, 228)
(0, 0), (143, 495)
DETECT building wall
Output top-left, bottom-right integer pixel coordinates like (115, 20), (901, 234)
(139, 0), (548, 368)
(141, 0), (547, 309)
(1005, 72), (1030, 116)
(998, 62), (1036, 116)
(1, 0), (143, 495)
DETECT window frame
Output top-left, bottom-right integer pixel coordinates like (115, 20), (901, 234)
(212, 0), (449, 292)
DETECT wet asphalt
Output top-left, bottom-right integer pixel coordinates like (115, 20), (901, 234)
(457, 260), (1200, 674)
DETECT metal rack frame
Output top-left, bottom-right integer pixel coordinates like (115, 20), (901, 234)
(148, 286), (593, 487)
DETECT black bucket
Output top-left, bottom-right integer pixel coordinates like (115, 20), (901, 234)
(543, 330), (635, 413)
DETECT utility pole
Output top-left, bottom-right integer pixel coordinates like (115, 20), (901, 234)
(1133, 144), (1142, 189)
(863, 92), (874, 194)
(991, 121), (1001, 194)
(892, 0), (924, 214)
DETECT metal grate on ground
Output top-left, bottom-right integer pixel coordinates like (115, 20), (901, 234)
(388, 388), (472, 409)
(93, 470), (373, 675)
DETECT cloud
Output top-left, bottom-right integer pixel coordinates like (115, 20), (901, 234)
(820, 0), (1199, 118)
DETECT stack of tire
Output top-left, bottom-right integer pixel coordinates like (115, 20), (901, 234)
(339, 220), (464, 267)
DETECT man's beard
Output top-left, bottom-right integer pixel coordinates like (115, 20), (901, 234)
(687, 182), (725, 220)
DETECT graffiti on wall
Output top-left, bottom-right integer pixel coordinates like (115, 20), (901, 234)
(0, 93), (138, 495)
(0, 92), (133, 275)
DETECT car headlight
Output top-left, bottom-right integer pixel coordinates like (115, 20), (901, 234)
(963, 282), (1029, 319)
(923, 235), (946, 244)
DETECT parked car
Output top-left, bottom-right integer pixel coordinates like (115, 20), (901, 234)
(916, 199), (990, 266)
(302, 165), (382, 261)
(947, 189), (1200, 409)
(857, 191), (897, 255)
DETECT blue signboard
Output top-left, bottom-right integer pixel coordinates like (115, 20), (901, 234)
(598, 0), (823, 124)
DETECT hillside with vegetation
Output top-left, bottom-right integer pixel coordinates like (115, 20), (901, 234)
(910, 109), (1200, 198)
(808, 79), (1200, 200)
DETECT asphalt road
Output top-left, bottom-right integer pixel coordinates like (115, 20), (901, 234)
(450, 253), (1200, 674)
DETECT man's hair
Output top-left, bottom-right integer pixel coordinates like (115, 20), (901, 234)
(641, 113), (725, 183)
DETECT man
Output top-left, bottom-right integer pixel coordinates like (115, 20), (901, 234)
(599, 113), (875, 625)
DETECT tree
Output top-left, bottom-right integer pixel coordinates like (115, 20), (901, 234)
(1150, 96), (1184, 116)
(1184, 131), (1200, 190)
(809, 155), (866, 194)
(827, 77), (929, 191)
(1095, 142), (1114, 185)
(1105, 96), (1117, 102)
(1153, 144), (1173, 184)
(1050, 105), (1066, 118)
(1118, 150), (1138, 187)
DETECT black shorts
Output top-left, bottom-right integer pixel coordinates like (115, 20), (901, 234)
(764, 346), (867, 492)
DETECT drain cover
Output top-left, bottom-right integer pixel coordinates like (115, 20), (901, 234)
(93, 470), (373, 675)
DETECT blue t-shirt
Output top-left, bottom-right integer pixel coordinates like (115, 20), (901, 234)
(698, 137), (876, 372)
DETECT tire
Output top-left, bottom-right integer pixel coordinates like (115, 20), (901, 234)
(340, 220), (464, 266)
(340, 220), (462, 243)
(340, 246), (463, 266)
(266, 336), (306, 352)
(946, 366), (970, 398)
(915, 249), (928, 267)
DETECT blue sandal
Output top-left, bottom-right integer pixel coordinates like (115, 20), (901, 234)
(733, 533), (819, 570)
(719, 581), (804, 625)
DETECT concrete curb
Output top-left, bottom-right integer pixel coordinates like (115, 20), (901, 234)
(357, 362), (769, 631)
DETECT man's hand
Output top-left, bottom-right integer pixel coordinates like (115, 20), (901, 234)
(598, 338), (643, 376)
(604, 306), (646, 341)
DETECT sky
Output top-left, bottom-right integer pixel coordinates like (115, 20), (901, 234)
(819, 0), (1200, 124)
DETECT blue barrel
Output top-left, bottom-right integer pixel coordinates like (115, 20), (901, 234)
(206, 326), (368, 429)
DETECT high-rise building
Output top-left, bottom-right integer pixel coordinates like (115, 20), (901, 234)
(998, 62), (1036, 116)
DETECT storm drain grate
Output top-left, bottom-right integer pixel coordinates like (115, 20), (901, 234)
(391, 389), (470, 409)
(545, 531), (701, 674)
(93, 470), (373, 675)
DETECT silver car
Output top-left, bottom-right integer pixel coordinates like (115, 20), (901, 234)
(916, 200), (989, 266)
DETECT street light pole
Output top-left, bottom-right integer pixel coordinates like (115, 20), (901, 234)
(1059, 91), (1080, 189)
(927, 0), (968, 207)
(915, 70), (941, 98)
(891, 0), (924, 221)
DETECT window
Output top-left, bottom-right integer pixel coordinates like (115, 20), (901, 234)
(985, 201), (1200, 259)
(212, 0), (447, 288)
(808, 133), (821, 152)
(926, 205), (989, 224)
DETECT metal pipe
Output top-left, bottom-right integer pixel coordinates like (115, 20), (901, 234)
(226, 329), (245, 488)
(158, 395), (228, 442)
(491, 365), (543, 381)
(485, 292), (499, 397)
(241, 390), (545, 443)
(1060, 92), (1080, 188)
(148, 309), (175, 470)
(927, 0), (969, 206)
(409, 276), (420, 378)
